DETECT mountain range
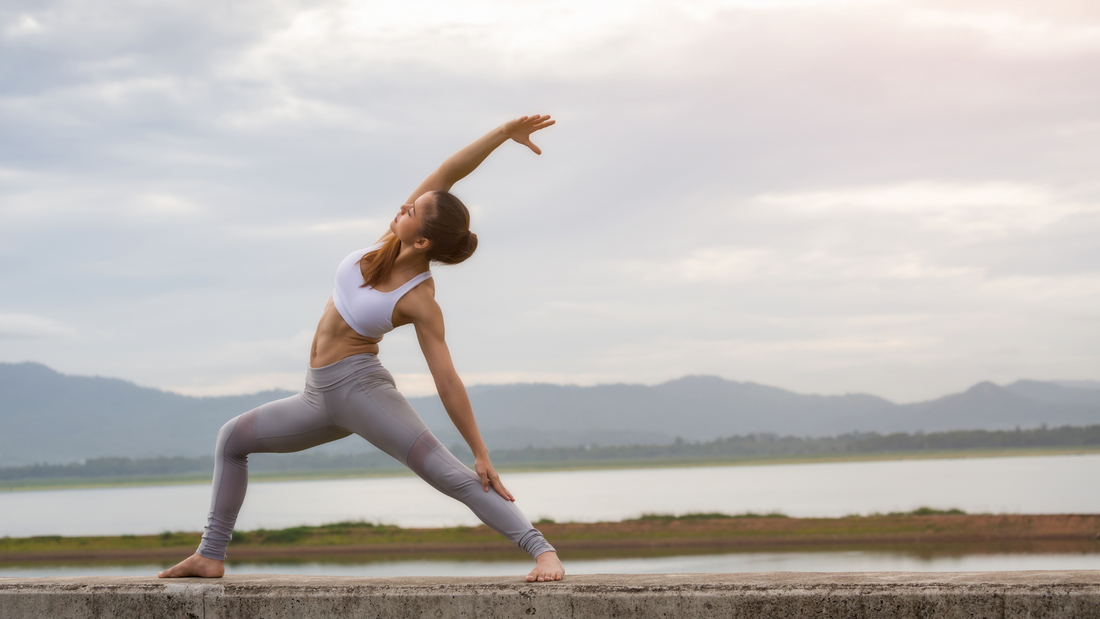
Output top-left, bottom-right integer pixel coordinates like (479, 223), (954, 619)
(1, 362), (1098, 467)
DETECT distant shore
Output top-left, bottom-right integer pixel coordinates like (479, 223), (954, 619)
(3, 445), (1099, 493)
(2, 511), (1097, 565)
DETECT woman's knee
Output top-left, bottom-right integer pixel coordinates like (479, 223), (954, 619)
(215, 417), (238, 449)
(216, 410), (259, 460)
(418, 449), (482, 498)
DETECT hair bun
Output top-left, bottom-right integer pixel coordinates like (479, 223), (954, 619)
(422, 190), (478, 265)
(463, 231), (478, 259)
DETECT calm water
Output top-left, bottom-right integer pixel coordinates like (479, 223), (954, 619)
(2, 454), (1098, 538)
(3, 552), (1099, 579)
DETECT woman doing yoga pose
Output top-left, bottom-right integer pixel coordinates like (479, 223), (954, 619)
(158, 115), (564, 582)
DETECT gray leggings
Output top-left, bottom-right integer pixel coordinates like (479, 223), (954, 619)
(196, 353), (554, 561)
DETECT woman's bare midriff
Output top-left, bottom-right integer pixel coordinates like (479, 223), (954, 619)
(310, 296), (382, 368)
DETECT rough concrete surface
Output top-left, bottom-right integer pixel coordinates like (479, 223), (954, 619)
(2, 572), (1099, 618)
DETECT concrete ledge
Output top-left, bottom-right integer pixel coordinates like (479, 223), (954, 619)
(2, 572), (1099, 618)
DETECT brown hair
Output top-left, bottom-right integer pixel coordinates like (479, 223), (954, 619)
(359, 191), (477, 288)
(421, 191), (478, 265)
(359, 235), (402, 289)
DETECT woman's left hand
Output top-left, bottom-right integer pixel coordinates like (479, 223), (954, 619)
(476, 456), (516, 501)
(500, 115), (555, 155)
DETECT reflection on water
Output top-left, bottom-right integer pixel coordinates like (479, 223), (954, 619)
(3, 549), (1098, 578)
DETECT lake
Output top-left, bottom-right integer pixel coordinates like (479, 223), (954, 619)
(2, 453), (1097, 538)
(3, 551), (1098, 579)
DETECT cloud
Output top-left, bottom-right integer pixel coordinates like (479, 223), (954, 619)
(905, 4), (1100, 55)
(1, 0), (1098, 404)
(616, 181), (1097, 288)
(754, 182), (1097, 236)
(4, 13), (44, 37)
(0, 313), (76, 339)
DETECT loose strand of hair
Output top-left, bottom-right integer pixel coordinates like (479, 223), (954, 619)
(359, 235), (402, 288)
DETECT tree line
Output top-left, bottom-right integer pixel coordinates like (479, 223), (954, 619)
(4, 424), (1098, 481)
(478, 424), (1100, 464)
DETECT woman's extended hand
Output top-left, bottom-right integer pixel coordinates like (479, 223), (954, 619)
(475, 456), (516, 501)
(500, 115), (555, 155)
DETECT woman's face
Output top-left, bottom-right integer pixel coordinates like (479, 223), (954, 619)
(390, 193), (432, 245)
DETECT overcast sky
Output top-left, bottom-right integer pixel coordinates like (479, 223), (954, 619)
(2, 0), (1098, 403)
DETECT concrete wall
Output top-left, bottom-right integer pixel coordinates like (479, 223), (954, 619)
(2, 572), (1098, 618)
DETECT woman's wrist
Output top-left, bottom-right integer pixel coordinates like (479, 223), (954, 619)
(491, 126), (511, 147)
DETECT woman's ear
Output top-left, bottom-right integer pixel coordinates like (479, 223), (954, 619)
(414, 236), (431, 251)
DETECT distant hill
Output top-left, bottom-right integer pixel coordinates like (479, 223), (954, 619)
(2, 362), (1099, 466)
(1052, 380), (1100, 392)
(412, 377), (897, 449)
(0, 362), (299, 467)
(412, 377), (1100, 449)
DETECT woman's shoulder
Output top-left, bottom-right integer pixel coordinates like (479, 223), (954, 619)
(393, 276), (439, 321)
(405, 274), (436, 299)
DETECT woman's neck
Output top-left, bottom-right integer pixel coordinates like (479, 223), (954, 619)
(394, 244), (431, 274)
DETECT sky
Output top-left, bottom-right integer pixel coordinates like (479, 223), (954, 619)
(1, 0), (1098, 403)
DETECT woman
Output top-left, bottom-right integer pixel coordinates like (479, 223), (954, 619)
(158, 115), (564, 582)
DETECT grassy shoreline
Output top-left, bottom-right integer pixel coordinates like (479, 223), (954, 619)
(3, 511), (1098, 565)
(4, 445), (1098, 493)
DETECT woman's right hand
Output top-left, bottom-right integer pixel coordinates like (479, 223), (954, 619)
(500, 115), (555, 155)
(475, 455), (516, 502)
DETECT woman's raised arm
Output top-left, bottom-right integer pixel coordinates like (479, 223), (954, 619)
(403, 115), (555, 205)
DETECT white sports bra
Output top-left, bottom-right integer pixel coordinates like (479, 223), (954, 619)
(332, 242), (433, 339)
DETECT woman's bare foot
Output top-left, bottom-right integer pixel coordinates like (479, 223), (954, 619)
(525, 551), (564, 582)
(157, 553), (225, 578)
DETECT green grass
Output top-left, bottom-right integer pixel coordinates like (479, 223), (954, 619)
(0, 509), (974, 555)
(6, 509), (1098, 565)
(630, 512), (791, 522)
(890, 507), (967, 516)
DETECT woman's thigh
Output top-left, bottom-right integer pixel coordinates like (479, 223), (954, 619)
(251, 389), (352, 453)
(328, 368), (430, 464)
